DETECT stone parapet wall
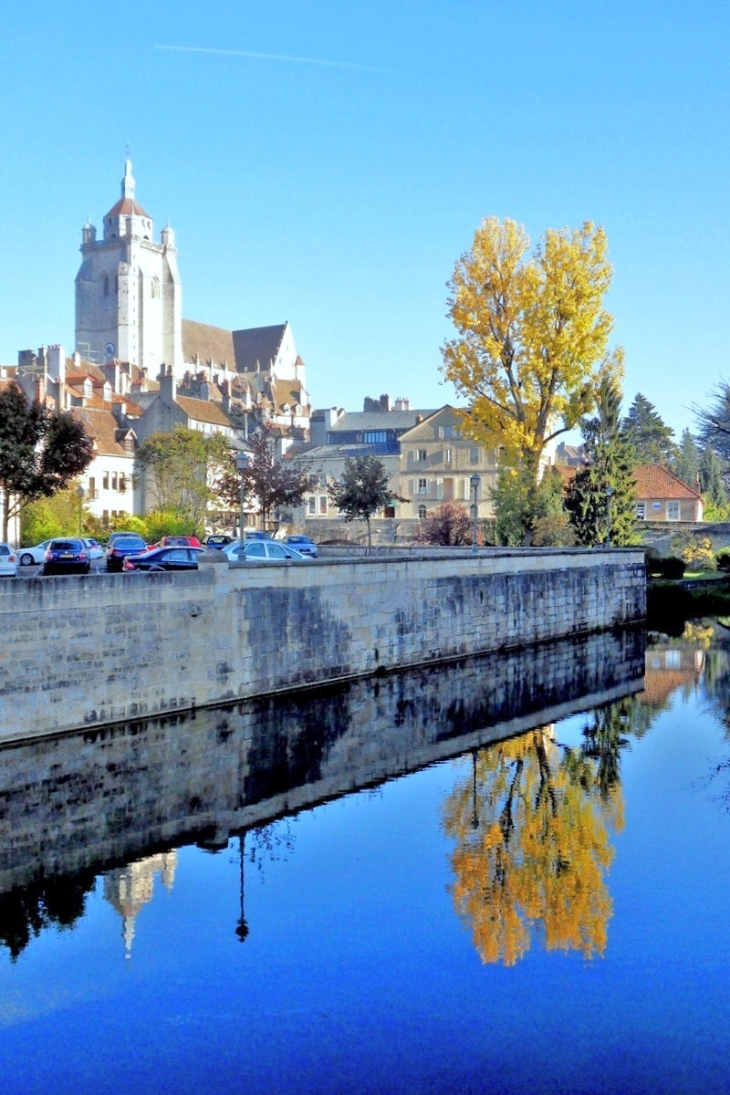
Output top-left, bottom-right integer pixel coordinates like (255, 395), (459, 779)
(0, 548), (645, 741)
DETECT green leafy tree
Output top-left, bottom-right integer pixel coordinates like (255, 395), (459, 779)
(565, 377), (637, 546)
(0, 384), (93, 541)
(134, 426), (232, 534)
(441, 216), (623, 489)
(217, 427), (315, 531)
(621, 393), (676, 466)
(328, 455), (402, 548)
(673, 429), (700, 491)
(531, 466), (575, 546)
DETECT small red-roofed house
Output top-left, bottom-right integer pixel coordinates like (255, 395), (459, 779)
(634, 465), (703, 523)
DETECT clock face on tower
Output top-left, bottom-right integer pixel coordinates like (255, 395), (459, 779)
(104, 343), (115, 359)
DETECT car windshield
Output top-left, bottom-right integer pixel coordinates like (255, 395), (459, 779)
(113, 537), (145, 549)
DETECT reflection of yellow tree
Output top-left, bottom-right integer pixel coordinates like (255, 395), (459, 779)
(443, 728), (622, 967)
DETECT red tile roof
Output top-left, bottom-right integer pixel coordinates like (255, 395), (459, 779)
(634, 464), (702, 500)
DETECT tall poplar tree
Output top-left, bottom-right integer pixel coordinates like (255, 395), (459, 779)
(441, 217), (624, 483)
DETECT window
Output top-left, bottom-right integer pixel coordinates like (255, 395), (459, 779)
(319, 496), (328, 515)
(469, 448), (479, 465)
(124, 437), (135, 455)
(89, 477), (96, 492)
(364, 430), (389, 444)
(112, 473), (118, 490)
(103, 473), (109, 490)
(438, 425), (457, 439)
(119, 476), (126, 493)
(636, 503), (646, 520)
(667, 501), (680, 521)
(418, 449), (427, 462)
(151, 277), (160, 299)
(418, 478), (428, 494)
(318, 474), (327, 488)
(103, 275), (110, 297)
(444, 448), (452, 464)
(307, 496), (316, 515)
(418, 505), (427, 520)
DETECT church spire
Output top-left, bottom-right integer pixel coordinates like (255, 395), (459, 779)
(122, 157), (136, 202)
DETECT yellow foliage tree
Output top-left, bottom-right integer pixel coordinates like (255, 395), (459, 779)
(443, 728), (621, 966)
(441, 217), (624, 479)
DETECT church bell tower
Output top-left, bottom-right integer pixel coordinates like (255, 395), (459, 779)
(75, 159), (182, 370)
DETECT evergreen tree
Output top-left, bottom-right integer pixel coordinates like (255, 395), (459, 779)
(673, 429), (700, 491)
(698, 443), (728, 511)
(621, 393), (677, 466)
(565, 378), (637, 546)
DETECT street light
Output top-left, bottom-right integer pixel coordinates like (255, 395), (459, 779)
(605, 486), (614, 548)
(470, 473), (481, 555)
(235, 451), (250, 551)
(76, 484), (85, 538)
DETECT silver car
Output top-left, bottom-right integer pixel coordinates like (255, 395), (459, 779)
(222, 540), (310, 563)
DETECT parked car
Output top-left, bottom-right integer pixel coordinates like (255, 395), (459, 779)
(222, 540), (310, 564)
(285, 535), (318, 558)
(0, 544), (19, 577)
(106, 534), (148, 572)
(123, 546), (206, 572)
(205, 535), (233, 549)
(155, 535), (203, 548)
(41, 538), (90, 575)
(82, 538), (105, 563)
(18, 539), (54, 566)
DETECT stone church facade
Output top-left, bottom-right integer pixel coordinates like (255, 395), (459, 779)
(75, 159), (183, 373)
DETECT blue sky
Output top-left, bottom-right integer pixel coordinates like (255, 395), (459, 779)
(1, 0), (728, 437)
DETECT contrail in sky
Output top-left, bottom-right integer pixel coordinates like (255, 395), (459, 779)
(156, 44), (393, 74)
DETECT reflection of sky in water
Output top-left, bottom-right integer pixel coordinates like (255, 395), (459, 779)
(1, 649), (730, 1092)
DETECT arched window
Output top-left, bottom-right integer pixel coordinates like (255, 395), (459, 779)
(103, 274), (110, 297)
(418, 505), (427, 520)
(151, 277), (160, 299)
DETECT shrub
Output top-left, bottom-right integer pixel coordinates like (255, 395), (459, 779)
(716, 550), (730, 572)
(658, 556), (686, 579)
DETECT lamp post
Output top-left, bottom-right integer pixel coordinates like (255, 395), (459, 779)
(470, 473), (481, 555)
(235, 451), (250, 552)
(76, 484), (85, 538)
(605, 486), (614, 548)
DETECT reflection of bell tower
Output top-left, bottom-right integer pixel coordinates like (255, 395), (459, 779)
(103, 851), (177, 959)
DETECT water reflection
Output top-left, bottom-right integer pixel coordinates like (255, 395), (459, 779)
(443, 724), (619, 966)
(0, 629), (643, 962)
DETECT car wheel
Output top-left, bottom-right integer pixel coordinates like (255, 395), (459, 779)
(20, 553), (34, 566)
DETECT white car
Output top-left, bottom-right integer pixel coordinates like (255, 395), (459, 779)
(222, 540), (310, 563)
(0, 543), (19, 577)
(83, 538), (105, 563)
(18, 540), (54, 566)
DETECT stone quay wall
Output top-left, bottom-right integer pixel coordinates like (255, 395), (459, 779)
(0, 548), (645, 742)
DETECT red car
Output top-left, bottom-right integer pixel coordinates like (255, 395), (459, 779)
(149, 535), (203, 549)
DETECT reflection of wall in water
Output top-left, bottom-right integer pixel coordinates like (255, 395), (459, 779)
(0, 629), (644, 894)
(103, 851), (177, 959)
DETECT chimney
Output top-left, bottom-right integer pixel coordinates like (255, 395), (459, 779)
(158, 366), (176, 404)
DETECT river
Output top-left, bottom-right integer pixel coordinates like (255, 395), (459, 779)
(0, 623), (728, 1094)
